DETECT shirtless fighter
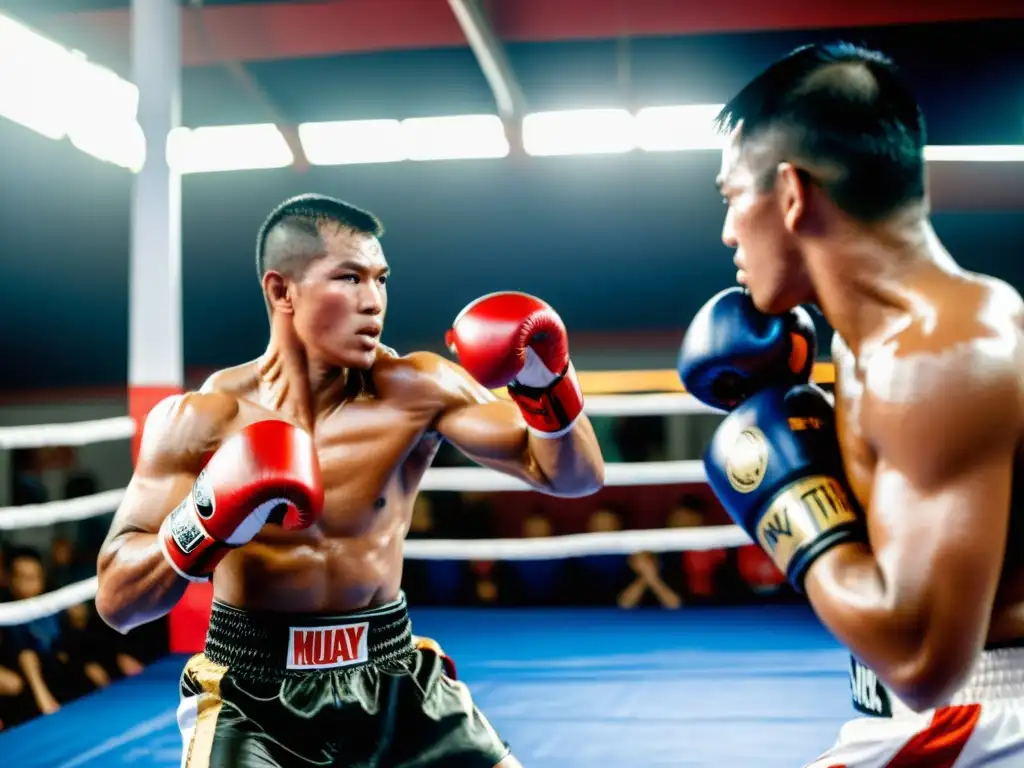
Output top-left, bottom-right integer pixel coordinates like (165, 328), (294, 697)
(95, 193), (604, 767)
(678, 43), (1024, 765)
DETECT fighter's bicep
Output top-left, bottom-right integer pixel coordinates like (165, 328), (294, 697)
(871, 452), (1013, 600)
(106, 391), (237, 540)
(436, 400), (549, 488)
(867, 441), (1016, 677)
(106, 469), (198, 538)
(435, 400), (530, 462)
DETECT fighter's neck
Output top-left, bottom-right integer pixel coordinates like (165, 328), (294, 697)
(257, 337), (351, 429)
(804, 216), (952, 353)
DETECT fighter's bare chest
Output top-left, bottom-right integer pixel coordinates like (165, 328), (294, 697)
(232, 397), (434, 534)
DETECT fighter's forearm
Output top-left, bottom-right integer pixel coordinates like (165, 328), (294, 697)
(525, 416), (604, 497)
(96, 531), (189, 634)
(804, 541), (961, 709)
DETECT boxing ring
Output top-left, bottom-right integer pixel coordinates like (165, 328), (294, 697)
(0, 388), (857, 768)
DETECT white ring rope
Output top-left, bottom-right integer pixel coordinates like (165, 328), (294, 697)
(0, 525), (753, 625)
(0, 416), (136, 449)
(404, 525), (752, 560)
(0, 489), (125, 530)
(0, 392), (730, 626)
(0, 392), (722, 449)
(0, 577), (99, 627)
(1, 464), (707, 528)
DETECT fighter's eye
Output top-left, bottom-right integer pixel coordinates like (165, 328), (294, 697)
(338, 274), (359, 283)
(378, 275), (388, 285)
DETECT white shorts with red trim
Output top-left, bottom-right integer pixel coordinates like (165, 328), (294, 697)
(806, 647), (1024, 768)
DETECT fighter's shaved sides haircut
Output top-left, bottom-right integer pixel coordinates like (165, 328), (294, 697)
(716, 42), (927, 221)
(256, 193), (385, 284)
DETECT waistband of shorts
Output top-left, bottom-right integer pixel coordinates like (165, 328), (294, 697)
(851, 646), (1024, 718)
(203, 593), (413, 679)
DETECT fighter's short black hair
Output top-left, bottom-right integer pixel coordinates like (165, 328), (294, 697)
(716, 42), (927, 221)
(255, 193), (384, 281)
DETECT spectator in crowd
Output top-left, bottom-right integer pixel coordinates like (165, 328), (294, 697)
(48, 537), (75, 589)
(619, 551), (682, 610)
(0, 628), (26, 730)
(6, 548), (96, 715)
(0, 545), (9, 598)
(665, 496), (730, 603)
(11, 449), (47, 507)
(506, 513), (568, 605)
(572, 508), (632, 605)
(63, 602), (145, 682)
(64, 471), (110, 559)
(736, 545), (789, 600)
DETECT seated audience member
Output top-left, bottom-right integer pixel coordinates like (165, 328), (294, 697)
(0, 545), (9, 598)
(64, 472), (111, 558)
(619, 551), (682, 610)
(663, 498), (730, 602)
(11, 449), (47, 507)
(736, 545), (788, 598)
(63, 602), (145, 683)
(506, 513), (568, 605)
(571, 508), (632, 605)
(6, 548), (92, 715)
(0, 629), (27, 730)
(48, 537), (76, 589)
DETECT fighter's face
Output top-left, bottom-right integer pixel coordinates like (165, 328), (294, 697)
(291, 227), (388, 369)
(717, 128), (813, 314)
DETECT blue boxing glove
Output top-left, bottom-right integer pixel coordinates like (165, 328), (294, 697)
(678, 288), (817, 411)
(703, 383), (864, 591)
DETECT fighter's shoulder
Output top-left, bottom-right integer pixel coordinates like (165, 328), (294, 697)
(865, 278), (1024, 470)
(374, 349), (489, 408)
(199, 361), (261, 396)
(971, 274), (1024, 330)
(139, 390), (241, 466)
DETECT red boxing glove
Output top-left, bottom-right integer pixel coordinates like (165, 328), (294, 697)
(446, 292), (584, 436)
(159, 420), (323, 582)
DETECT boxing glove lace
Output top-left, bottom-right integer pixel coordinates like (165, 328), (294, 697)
(447, 292), (584, 436)
(159, 420), (324, 582)
(678, 287), (816, 411)
(703, 384), (864, 591)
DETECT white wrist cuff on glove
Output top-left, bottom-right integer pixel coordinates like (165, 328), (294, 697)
(527, 416), (580, 440)
(514, 348), (559, 389)
(158, 504), (214, 584)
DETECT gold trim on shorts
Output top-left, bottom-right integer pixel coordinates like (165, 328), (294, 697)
(183, 654), (229, 768)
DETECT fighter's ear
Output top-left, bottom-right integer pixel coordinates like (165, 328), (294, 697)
(263, 271), (294, 315)
(776, 162), (807, 234)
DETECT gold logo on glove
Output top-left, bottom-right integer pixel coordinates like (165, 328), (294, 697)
(757, 476), (859, 574)
(725, 427), (769, 494)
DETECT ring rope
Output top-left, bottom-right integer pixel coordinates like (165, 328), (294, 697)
(0, 463), (708, 528)
(0, 578), (100, 627)
(0, 489), (126, 529)
(0, 524), (754, 626)
(0, 416), (136, 449)
(0, 392), (722, 449)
